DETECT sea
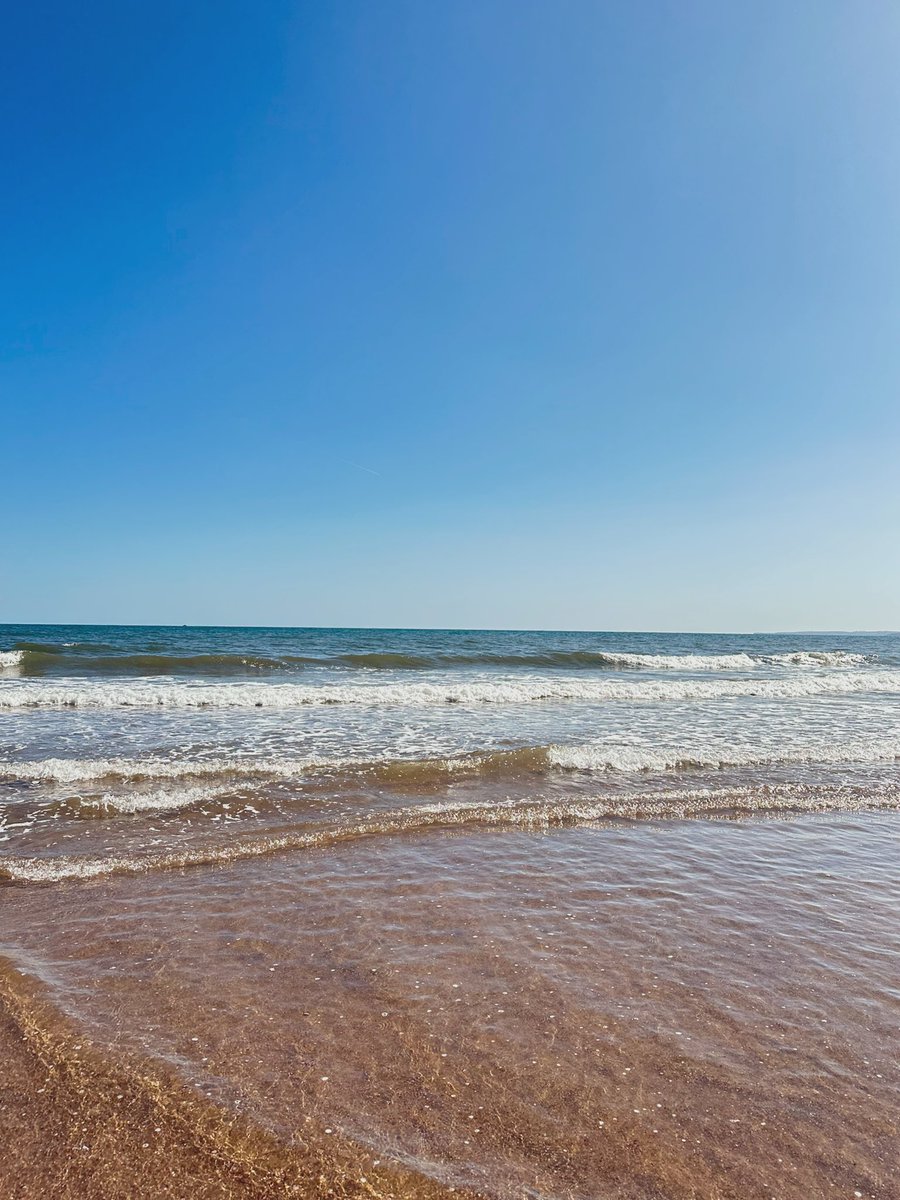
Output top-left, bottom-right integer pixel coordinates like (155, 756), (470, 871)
(1, 625), (898, 1198)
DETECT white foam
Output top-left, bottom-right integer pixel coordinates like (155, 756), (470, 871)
(90, 783), (231, 814)
(4, 728), (900, 792)
(595, 650), (866, 671)
(0, 755), (327, 785)
(1, 668), (898, 709)
(2, 855), (131, 882)
(0, 650), (24, 672)
(761, 650), (868, 668)
(548, 737), (900, 773)
(0, 750), (513, 787)
(589, 652), (755, 670)
(6, 779), (900, 883)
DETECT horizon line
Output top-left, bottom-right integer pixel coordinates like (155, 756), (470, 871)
(1, 621), (897, 637)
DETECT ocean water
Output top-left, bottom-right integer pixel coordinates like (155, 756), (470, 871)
(2, 626), (899, 1197)
(2, 625), (900, 878)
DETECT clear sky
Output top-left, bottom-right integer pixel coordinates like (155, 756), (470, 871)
(4, 1), (899, 631)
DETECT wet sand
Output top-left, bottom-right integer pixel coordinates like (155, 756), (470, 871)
(0, 969), (468, 1200)
(2, 812), (898, 1199)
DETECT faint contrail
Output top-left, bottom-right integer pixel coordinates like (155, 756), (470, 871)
(338, 458), (382, 478)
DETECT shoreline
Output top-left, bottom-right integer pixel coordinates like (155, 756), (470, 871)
(0, 969), (467, 1200)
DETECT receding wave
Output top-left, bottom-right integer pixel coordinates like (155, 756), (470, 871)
(4, 781), (900, 883)
(46, 783), (237, 816)
(0, 747), (548, 792)
(547, 738), (900, 773)
(1, 667), (898, 709)
(4, 734), (900, 798)
(0, 645), (869, 676)
(0, 754), (323, 785)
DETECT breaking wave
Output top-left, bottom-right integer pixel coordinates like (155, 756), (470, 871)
(4, 734), (900, 794)
(0, 645), (870, 677)
(0, 746), (547, 788)
(1, 667), (898, 708)
(50, 783), (236, 816)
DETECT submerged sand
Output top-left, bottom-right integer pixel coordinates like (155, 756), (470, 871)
(2, 813), (898, 1199)
(0, 971), (467, 1200)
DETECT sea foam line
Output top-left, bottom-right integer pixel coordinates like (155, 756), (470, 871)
(1, 668), (899, 708)
(4, 782), (900, 883)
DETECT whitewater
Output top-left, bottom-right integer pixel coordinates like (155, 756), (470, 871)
(2, 624), (900, 883)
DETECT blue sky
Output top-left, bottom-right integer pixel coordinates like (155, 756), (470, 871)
(4, 1), (899, 630)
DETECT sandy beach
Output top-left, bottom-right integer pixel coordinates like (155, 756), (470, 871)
(8, 1), (900, 1192)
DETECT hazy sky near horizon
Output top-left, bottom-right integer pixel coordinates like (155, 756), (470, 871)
(4, 1), (900, 631)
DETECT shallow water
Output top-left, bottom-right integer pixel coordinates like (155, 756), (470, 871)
(3, 814), (899, 1198)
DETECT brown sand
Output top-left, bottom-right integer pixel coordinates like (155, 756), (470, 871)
(0, 973), (470, 1200)
(2, 815), (898, 1200)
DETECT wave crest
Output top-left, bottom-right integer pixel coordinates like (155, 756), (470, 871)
(0, 644), (870, 677)
(1, 668), (898, 709)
